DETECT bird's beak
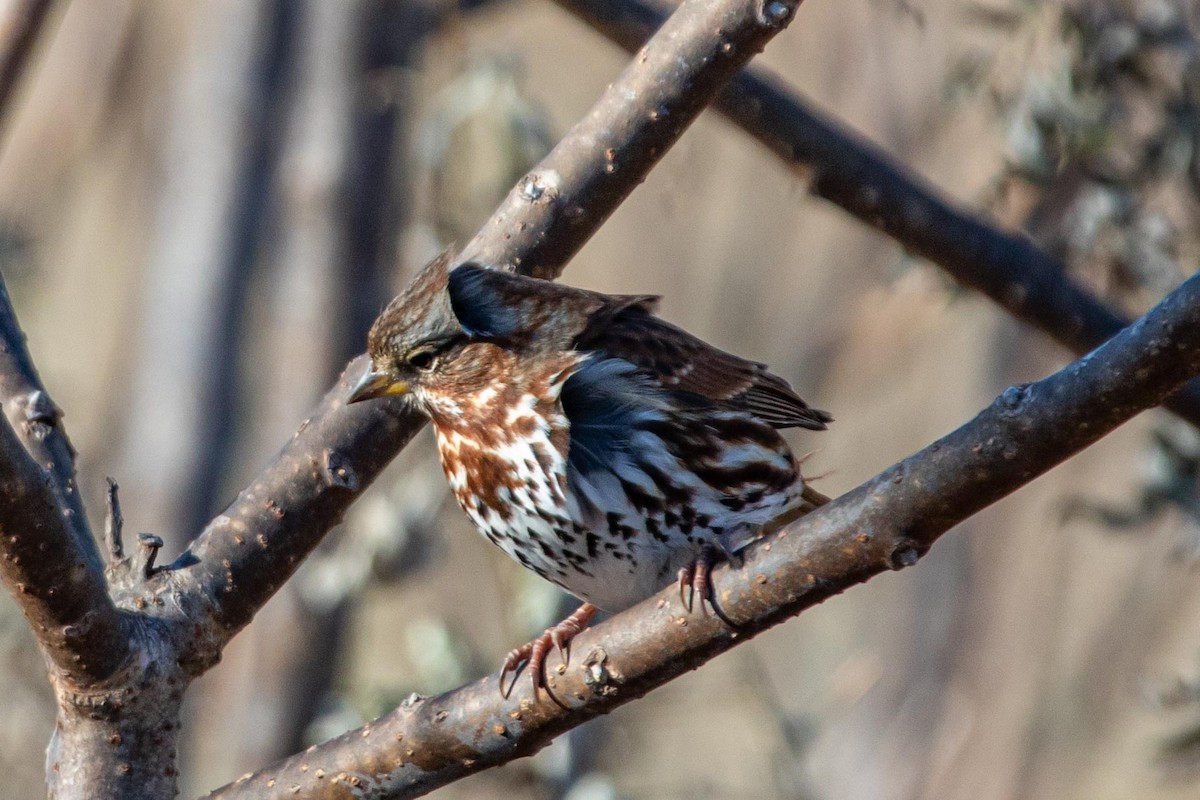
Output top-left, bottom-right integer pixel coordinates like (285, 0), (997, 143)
(347, 365), (408, 403)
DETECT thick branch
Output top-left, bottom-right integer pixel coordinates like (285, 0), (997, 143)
(0, 410), (127, 683)
(550, 0), (1200, 427)
(180, 362), (418, 641)
(179, 0), (809, 655)
(205, 235), (1200, 800)
(459, 0), (806, 278)
(0, 0), (54, 126)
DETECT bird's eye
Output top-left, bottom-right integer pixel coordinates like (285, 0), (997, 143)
(406, 349), (436, 370)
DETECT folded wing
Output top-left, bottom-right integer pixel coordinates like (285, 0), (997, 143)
(445, 263), (831, 431)
(575, 305), (831, 431)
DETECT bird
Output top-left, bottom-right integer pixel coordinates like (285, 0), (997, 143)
(348, 251), (831, 693)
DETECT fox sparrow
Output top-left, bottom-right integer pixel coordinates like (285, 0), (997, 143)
(349, 252), (831, 693)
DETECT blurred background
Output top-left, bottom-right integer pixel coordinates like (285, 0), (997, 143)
(2, 0), (1200, 797)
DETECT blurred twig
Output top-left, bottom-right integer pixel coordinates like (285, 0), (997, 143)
(176, 0), (304, 539)
(0, 0), (54, 130)
(263, 0), (429, 761)
(204, 232), (1200, 800)
(114, 0), (298, 553)
(1060, 423), (1200, 535)
(336, 0), (427, 364)
(420, 50), (555, 245)
(550, 0), (1200, 428)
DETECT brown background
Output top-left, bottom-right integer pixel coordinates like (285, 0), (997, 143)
(0, 1), (1196, 798)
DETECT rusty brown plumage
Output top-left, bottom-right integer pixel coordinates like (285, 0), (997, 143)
(351, 252), (831, 692)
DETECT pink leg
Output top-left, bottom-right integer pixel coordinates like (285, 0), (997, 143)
(500, 603), (599, 696)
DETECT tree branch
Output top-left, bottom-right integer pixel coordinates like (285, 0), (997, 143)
(179, 364), (420, 644)
(548, 0), (1200, 427)
(0, 276), (102, 570)
(205, 235), (1200, 800)
(177, 0), (810, 658)
(459, 0), (807, 278)
(0, 385), (127, 684)
(0, 0), (54, 127)
(0, 275), (126, 683)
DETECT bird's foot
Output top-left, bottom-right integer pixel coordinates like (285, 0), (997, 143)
(677, 543), (725, 614)
(500, 603), (598, 697)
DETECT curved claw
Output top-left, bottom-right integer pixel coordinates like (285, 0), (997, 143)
(677, 544), (722, 616)
(500, 644), (532, 698)
(497, 603), (599, 697)
(678, 562), (695, 612)
(551, 627), (569, 666)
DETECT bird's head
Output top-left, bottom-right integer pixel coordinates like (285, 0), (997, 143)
(348, 250), (470, 406)
(348, 251), (600, 409)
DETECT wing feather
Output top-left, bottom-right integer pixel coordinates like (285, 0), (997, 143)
(444, 264), (830, 431)
(575, 306), (831, 431)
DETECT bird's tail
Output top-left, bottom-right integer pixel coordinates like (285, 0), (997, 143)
(762, 481), (830, 536)
(801, 482), (831, 508)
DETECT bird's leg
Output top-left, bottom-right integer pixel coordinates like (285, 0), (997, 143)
(501, 602), (599, 696)
(678, 542), (725, 614)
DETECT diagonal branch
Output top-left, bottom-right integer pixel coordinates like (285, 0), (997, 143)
(459, 0), (806, 278)
(550, 0), (1200, 427)
(0, 0), (55, 127)
(0, 276), (101, 570)
(204, 236), (1200, 800)
(0, 277), (126, 684)
(181, 365), (420, 640)
(0, 384), (126, 684)
(176, 0), (811, 658)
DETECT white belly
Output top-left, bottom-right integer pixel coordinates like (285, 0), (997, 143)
(431, 393), (801, 612)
